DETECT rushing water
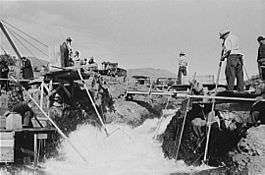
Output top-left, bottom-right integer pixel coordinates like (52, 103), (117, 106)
(1, 118), (212, 175)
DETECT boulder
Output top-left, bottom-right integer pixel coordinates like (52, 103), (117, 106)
(233, 125), (265, 174)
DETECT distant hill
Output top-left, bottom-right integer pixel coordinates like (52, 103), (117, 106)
(127, 68), (176, 78)
(28, 57), (49, 69)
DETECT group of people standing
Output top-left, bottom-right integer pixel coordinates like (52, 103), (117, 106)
(0, 55), (33, 92)
(60, 37), (98, 69)
(219, 30), (265, 92)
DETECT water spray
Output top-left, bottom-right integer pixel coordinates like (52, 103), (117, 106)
(10, 76), (88, 163)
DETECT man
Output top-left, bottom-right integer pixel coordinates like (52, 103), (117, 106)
(21, 57), (34, 89)
(21, 57), (34, 80)
(60, 37), (74, 67)
(250, 82), (265, 125)
(66, 37), (74, 66)
(12, 102), (34, 128)
(87, 57), (98, 70)
(0, 59), (9, 92)
(178, 52), (188, 76)
(257, 36), (265, 80)
(220, 30), (244, 91)
(73, 50), (81, 66)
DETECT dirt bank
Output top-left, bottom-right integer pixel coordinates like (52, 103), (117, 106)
(232, 125), (265, 174)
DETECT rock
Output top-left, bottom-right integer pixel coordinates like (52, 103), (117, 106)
(113, 100), (155, 127)
(233, 125), (265, 174)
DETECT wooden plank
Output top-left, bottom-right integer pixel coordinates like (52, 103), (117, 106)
(0, 131), (14, 162)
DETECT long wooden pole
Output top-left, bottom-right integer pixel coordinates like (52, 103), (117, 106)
(10, 76), (88, 163)
(174, 97), (191, 160)
(126, 90), (262, 102)
(203, 44), (225, 164)
(175, 73), (196, 160)
(0, 20), (22, 59)
(77, 69), (109, 136)
(203, 60), (222, 163)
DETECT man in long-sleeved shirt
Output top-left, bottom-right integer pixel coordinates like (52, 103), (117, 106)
(257, 36), (265, 80)
(220, 30), (244, 91)
(178, 52), (188, 76)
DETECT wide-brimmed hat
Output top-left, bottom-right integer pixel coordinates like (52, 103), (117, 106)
(257, 36), (265, 42)
(179, 51), (185, 56)
(219, 30), (230, 39)
(66, 37), (72, 42)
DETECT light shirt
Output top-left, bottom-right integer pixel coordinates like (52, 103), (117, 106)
(74, 55), (81, 66)
(224, 34), (242, 55)
(179, 55), (188, 67)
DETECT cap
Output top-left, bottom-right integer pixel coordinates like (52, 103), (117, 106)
(219, 30), (230, 39)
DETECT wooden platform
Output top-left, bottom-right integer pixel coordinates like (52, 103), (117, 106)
(0, 127), (56, 164)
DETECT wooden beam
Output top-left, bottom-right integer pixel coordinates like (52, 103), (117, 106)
(0, 20), (22, 59)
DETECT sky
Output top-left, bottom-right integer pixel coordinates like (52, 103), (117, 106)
(0, 0), (264, 80)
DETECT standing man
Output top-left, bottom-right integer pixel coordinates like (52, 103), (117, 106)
(257, 36), (265, 80)
(60, 37), (74, 67)
(219, 30), (244, 91)
(177, 51), (188, 84)
(21, 57), (34, 80)
(178, 52), (188, 76)
(66, 37), (74, 66)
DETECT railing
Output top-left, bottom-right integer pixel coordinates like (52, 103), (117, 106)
(182, 75), (215, 84)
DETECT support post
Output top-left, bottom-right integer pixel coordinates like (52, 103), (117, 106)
(47, 80), (53, 108)
(40, 81), (44, 108)
(33, 134), (38, 168)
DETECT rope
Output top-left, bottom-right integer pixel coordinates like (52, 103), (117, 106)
(7, 27), (38, 58)
(4, 24), (49, 57)
(1, 19), (49, 48)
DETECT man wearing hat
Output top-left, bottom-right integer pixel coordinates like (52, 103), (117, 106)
(60, 37), (74, 67)
(257, 36), (265, 80)
(73, 50), (81, 66)
(178, 51), (188, 76)
(220, 30), (244, 91)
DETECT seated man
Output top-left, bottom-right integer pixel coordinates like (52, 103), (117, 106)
(73, 51), (81, 66)
(250, 83), (265, 125)
(12, 102), (34, 128)
(83, 57), (98, 72)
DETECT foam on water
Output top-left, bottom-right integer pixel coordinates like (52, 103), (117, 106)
(43, 118), (210, 175)
(1, 118), (212, 175)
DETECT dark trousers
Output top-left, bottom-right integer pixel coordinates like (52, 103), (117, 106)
(225, 54), (244, 91)
(258, 61), (265, 80)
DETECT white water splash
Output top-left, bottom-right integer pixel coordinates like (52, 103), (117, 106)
(0, 118), (212, 175)
(43, 118), (210, 175)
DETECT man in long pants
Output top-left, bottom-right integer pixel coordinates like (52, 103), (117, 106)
(257, 36), (265, 80)
(220, 30), (244, 91)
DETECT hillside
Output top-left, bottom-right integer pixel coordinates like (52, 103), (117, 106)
(127, 68), (176, 78)
(28, 57), (49, 69)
